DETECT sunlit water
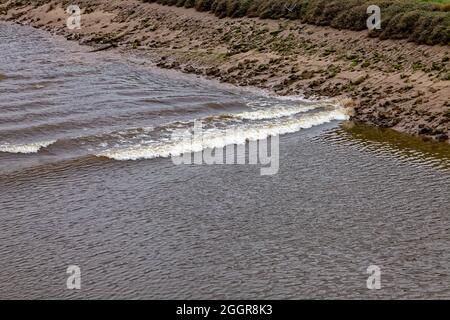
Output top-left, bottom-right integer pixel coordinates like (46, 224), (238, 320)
(1, 22), (449, 299)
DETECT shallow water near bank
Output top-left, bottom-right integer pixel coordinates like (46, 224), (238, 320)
(1, 22), (450, 299)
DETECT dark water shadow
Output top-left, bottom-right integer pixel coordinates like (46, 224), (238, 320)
(333, 122), (450, 170)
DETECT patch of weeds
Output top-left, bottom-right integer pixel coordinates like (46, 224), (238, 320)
(431, 61), (445, 72)
(393, 63), (402, 71)
(412, 61), (425, 71)
(441, 72), (450, 81)
(270, 35), (297, 55)
(327, 65), (341, 79)
(215, 52), (230, 61)
(350, 59), (360, 68)
(153, 0), (449, 45)
(269, 58), (282, 64)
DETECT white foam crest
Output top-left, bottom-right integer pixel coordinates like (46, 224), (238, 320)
(0, 140), (57, 154)
(99, 108), (349, 161)
(243, 88), (311, 102)
(236, 105), (319, 120)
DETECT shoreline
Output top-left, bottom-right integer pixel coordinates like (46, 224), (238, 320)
(1, 0), (449, 142)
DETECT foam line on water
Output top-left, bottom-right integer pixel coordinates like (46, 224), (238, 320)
(98, 108), (349, 161)
(0, 140), (57, 154)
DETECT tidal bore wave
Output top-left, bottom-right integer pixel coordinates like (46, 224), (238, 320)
(0, 140), (57, 154)
(0, 102), (349, 160)
(98, 105), (349, 161)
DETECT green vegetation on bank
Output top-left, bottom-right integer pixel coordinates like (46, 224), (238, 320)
(142, 0), (450, 45)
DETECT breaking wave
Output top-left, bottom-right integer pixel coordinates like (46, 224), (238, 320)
(236, 104), (320, 120)
(0, 99), (350, 160)
(0, 140), (57, 154)
(98, 107), (349, 161)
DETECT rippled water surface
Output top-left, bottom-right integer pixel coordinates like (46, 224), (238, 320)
(1, 23), (450, 299)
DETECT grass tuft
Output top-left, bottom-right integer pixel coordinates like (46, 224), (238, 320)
(143, 0), (450, 45)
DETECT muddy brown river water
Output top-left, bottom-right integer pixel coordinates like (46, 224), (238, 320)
(1, 22), (450, 299)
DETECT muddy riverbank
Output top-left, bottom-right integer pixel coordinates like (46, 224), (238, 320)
(1, 0), (449, 141)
